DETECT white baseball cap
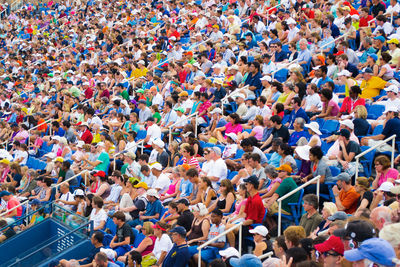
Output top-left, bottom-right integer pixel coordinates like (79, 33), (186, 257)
(378, 181), (394, 192)
(235, 94), (246, 100)
(74, 189), (85, 196)
(260, 75), (272, 82)
(249, 225), (269, 237)
(226, 133), (238, 142)
(385, 85), (399, 94)
(210, 108), (222, 114)
(384, 106), (399, 113)
(76, 141), (85, 148)
(340, 119), (354, 130)
(151, 162), (163, 171)
(152, 138), (165, 148)
(337, 70), (352, 77)
(219, 247), (240, 258)
(146, 188), (159, 198)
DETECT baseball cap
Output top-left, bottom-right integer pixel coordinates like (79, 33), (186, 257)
(150, 162), (163, 171)
(134, 182), (148, 190)
(210, 108), (222, 114)
(337, 70), (352, 77)
(219, 247), (240, 258)
(243, 175), (259, 187)
(368, 53), (378, 61)
(327, 211), (348, 221)
(234, 93), (246, 99)
(344, 238), (396, 266)
(249, 225), (269, 237)
(146, 117), (155, 122)
(53, 157), (64, 163)
(390, 185), (400, 195)
(385, 85), (399, 94)
(333, 220), (376, 243)
(0, 191), (11, 197)
(176, 198), (190, 206)
(29, 199), (41, 206)
(137, 89), (145, 94)
(226, 133), (238, 142)
(362, 67), (373, 74)
(178, 91), (189, 97)
(174, 107), (185, 113)
(93, 171), (106, 178)
(334, 172), (351, 182)
(170, 226), (187, 236)
(373, 36), (386, 43)
(339, 120), (354, 130)
(146, 188), (159, 198)
(245, 95), (256, 101)
(74, 189), (85, 197)
(315, 235), (344, 255)
(260, 75), (272, 82)
(230, 254), (262, 267)
(384, 106), (398, 113)
(276, 164), (293, 173)
(0, 158), (10, 165)
(388, 38), (400, 45)
(378, 181), (394, 192)
(152, 138), (165, 148)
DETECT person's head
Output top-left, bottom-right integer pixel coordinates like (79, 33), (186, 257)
(320, 88), (333, 102)
(379, 222), (400, 257)
(355, 177), (370, 194)
(302, 194), (318, 212)
(315, 235), (344, 267)
(92, 196), (104, 209)
(169, 226), (187, 243)
(220, 179), (235, 197)
(354, 105), (368, 119)
(94, 252), (109, 267)
(271, 115), (282, 128)
(91, 231), (104, 246)
(285, 247), (309, 265)
(284, 226), (306, 248)
(142, 221), (154, 236)
(309, 146), (323, 162)
(210, 209), (223, 225)
(112, 211), (126, 226)
(176, 198), (190, 212)
(293, 117), (305, 131)
(274, 235), (288, 258)
(126, 250), (142, 267)
(374, 155), (391, 173)
(370, 206), (393, 230)
(322, 202), (338, 220)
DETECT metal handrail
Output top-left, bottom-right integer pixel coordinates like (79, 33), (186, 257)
(271, 59), (300, 79)
(168, 112), (198, 144)
(319, 32), (350, 54)
(71, 97), (94, 110)
(0, 199), (29, 219)
(54, 169), (89, 188)
(355, 134), (396, 180)
(259, 251), (274, 260)
(27, 118), (54, 147)
(220, 85), (249, 113)
(197, 221), (243, 267)
(277, 175), (321, 236)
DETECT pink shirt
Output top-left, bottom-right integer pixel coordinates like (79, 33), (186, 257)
(233, 198), (247, 215)
(323, 100), (340, 116)
(378, 168), (399, 187)
(252, 126), (264, 140)
(224, 122), (243, 137)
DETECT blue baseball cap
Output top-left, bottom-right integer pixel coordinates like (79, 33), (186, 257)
(374, 36), (386, 43)
(0, 191), (11, 197)
(169, 226), (187, 236)
(344, 238), (396, 266)
(230, 254), (262, 267)
(368, 53), (378, 61)
(29, 199), (41, 206)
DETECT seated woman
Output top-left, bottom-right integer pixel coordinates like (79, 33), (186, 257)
(302, 146), (332, 195)
(207, 179), (236, 213)
(199, 177), (217, 210)
(224, 183), (248, 225)
(278, 143), (298, 174)
(250, 225), (273, 257)
(160, 202), (179, 225)
(215, 113), (243, 145)
(187, 203), (211, 256)
(230, 153), (253, 186)
(260, 167), (281, 200)
(118, 221), (157, 262)
(310, 89), (339, 120)
(336, 85), (365, 118)
(238, 115), (265, 142)
(354, 177), (373, 217)
(310, 202), (337, 238)
(372, 155), (399, 189)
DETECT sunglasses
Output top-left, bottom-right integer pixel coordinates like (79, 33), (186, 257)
(323, 251), (341, 257)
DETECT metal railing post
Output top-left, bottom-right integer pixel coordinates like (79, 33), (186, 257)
(239, 223), (242, 255)
(392, 138), (395, 169)
(195, 113), (198, 137)
(198, 249), (202, 267)
(169, 127), (172, 145)
(316, 178), (320, 211)
(278, 200), (282, 236)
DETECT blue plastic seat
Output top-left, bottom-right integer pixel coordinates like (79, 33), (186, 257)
(274, 188), (304, 226)
(367, 105), (385, 120)
(227, 171), (238, 180)
(135, 129), (147, 141)
(359, 146), (376, 178)
(320, 120), (339, 135)
(329, 166), (341, 176)
(371, 124), (384, 136)
(274, 68), (288, 83)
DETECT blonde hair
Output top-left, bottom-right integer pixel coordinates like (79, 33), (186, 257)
(379, 223), (400, 247)
(142, 221), (154, 235)
(354, 105), (368, 119)
(323, 202), (338, 216)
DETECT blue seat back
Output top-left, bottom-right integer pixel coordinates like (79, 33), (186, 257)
(320, 120), (339, 134)
(367, 105), (385, 120)
(329, 166), (341, 177)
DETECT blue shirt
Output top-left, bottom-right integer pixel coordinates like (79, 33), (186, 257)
(244, 71), (262, 92)
(298, 49), (311, 65)
(275, 50), (288, 62)
(268, 152), (282, 168)
(163, 244), (191, 267)
(287, 108), (309, 129)
(145, 199), (163, 217)
(179, 179), (193, 198)
(317, 76), (333, 90)
(346, 63), (359, 78)
(382, 117), (400, 142)
(288, 130), (309, 147)
(54, 127), (65, 137)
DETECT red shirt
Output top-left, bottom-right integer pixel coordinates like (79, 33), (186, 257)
(81, 129), (93, 144)
(7, 196), (22, 216)
(359, 15), (374, 27)
(340, 97), (365, 114)
(244, 193), (265, 223)
(84, 87), (94, 99)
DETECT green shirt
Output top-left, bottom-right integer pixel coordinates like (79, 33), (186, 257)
(94, 152), (110, 172)
(123, 121), (140, 133)
(69, 86), (81, 98)
(275, 177), (300, 213)
(153, 112), (161, 123)
(121, 90), (129, 101)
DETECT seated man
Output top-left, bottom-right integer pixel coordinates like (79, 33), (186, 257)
(332, 173), (360, 214)
(110, 211), (134, 258)
(59, 231), (104, 266)
(288, 118), (309, 147)
(192, 209), (226, 266)
(264, 164), (300, 230)
(0, 219), (16, 243)
(131, 189), (163, 227)
(334, 129), (362, 177)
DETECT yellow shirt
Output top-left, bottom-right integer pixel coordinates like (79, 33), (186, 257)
(92, 133), (101, 144)
(130, 68), (148, 79)
(360, 76), (387, 100)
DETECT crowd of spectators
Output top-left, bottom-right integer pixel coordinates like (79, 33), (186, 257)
(1, 0), (400, 266)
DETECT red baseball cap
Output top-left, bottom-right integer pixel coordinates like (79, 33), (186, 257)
(333, 51), (344, 56)
(93, 171), (106, 178)
(314, 236), (344, 255)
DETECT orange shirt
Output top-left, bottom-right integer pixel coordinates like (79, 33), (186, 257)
(37, 118), (47, 132)
(339, 186), (360, 214)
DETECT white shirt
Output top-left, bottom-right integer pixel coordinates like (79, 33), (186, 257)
(387, 3), (400, 14)
(257, 105), (272, 117)
(373, 23), (394, 36)
(153, 173), (171, 194)
(201, 160), (213, 176)
(89, 208), (107, 229)
(105, 184), (122, 203)
(181, 99), (194, 113)
(147, 124), (162, 143)
(262, 61), (276, 75)
(149, 149), (159, 164)
(208, 158), (228, 189)
(287, 27), (300, 43)
(14, 150), (28, 165)
(222, 144), (238, 159)
(59, 192), (75, 210)
(89, 116), (103, 128)
(152, 93), (163, 107)
(153, 234), (173, 260)
(304, 93), (322, 111)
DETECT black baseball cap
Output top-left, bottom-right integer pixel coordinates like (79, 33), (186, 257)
(333, 220), (376, 243)
(243, 175), (259, 187)
(176, 198), (190, 206)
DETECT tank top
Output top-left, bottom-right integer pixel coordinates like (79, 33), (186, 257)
(166, 179), (179, 195)
(187, 218), (210, 243)
(216, 198), (226, 210)
(141, 235), (157, 256)
(100, 184), (111, 199)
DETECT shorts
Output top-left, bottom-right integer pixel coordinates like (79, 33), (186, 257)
(367, 140), (392, 152)
(268, 202), (291, 216)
